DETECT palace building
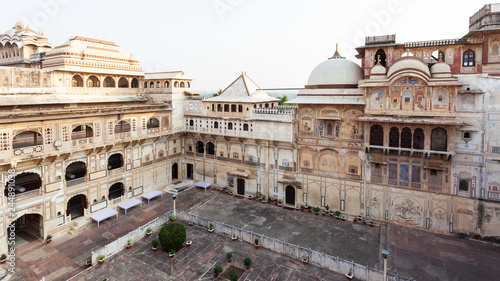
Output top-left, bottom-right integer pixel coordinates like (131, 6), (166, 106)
(1, 4), (500, 254)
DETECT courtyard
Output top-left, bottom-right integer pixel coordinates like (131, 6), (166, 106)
(4, 187), (500, 281)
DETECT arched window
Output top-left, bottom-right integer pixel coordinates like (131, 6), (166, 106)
(265, 103), (269, 108)
(72, 75), (83, 87)
(107, 154), (123, 170)
(186, 82), (190, 88)
(228, 123), (233, 130)
(224, 104), (230, 112)
(109, 182), (124, 200)
(65, 161), (86, 181)
(413, 128), (424, 149)
(243, 124), (249, 131)
(71, 125), (93, 140)
(144, 82), (148, 88)
(118, 77), (129, 88)
(174, 81), (179, 88)
(4, 172), (41, 196)
(156, 81), (161, 88)
(389, 127), (399, 147)
(189, 120), (194, 126)
(103, 77), (115, 88)
(217, 104), (223, 112)
(238, 105), (243, 112)
(206, 142), (215, 155)
(147, 118), (160, 129)
(375, 49), (386, 67)
(149, 82), (154, 88)
(326, 123), (333, 136)
(114, 121), (131, 133)
(431, 127), (447, 151)
(131, 78), (139, 88)
(401, 127), (412, 148)
(13, 131), (42, 149)
(369, 125), (383, 146)
(459, 180), (469, 192)
(164, 81), (169, 88)
(214, 121), (219, 129)
(463, 49), (475, 67)
(180, 82), (185, 88)
(196, 141), (204, 154)
(231, 104), (237, 112)
(87, 76), (100, 87)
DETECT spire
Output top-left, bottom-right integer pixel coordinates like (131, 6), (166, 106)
(329, 43), (345, 59)
(438, 52), (444, 63)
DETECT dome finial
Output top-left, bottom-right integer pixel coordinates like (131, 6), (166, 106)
(438, 52), (444, 63)
(330, 43), (345, 59)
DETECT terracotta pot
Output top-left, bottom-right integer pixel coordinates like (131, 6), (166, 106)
(171, 219), (176, 223)
(1, 260), (6, 264)
(308, 209), (312, 213)
(152, 247), (158, 252)
(370, 224), (374, 227)
(246, 266), (250, 270)
(315, 212), (319, 216)
(169, 253), (175, 259)
(126, 245), (131, 250)
(227, 259), (231, 263)
(86, 261), (92, 268)
(302, 259), (308, 265)
(208, 229), (214, 233)
(189, 222), (193, 227)
(214, 274), (218, 278)
(232, 237), (237, 241)
(255, 245), (259, 249)
(46, 239), (52, 244)
(99, 259), (104, 265)
(146, 232), (152, 237)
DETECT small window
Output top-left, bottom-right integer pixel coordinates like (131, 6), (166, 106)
(438, 96), (443, 102)
(430, 169), (437, 176)
(393, 98), (398, 103)
(463, 49), (475, 67)
(463, 132), (472, 140)
(188, 145), (192, 152)
(404, 97), (411, 103)
(459, 180), (469, 191)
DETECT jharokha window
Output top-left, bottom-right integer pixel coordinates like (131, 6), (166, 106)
(463, 49), (475, 67)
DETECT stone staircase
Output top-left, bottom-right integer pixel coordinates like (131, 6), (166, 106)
(167, 179), (194, 194)
(67, 217), (87, 235)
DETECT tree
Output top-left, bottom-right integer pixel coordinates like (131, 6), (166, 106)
(277, 95), (288, 105)
(212, 89), (222, 97)
(158, 222), (186, 252)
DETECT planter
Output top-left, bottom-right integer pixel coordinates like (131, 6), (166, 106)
(345, 272), (353, 280)
(262, 201), (266, 204)
(336, 216), (340, 220)
(341, 216), (346, 221)
(278, 204), (283, 207)
(146, 232), (152, 237)
(186, 240), (192, 247)
(227, 259), (231, 263)
(246, 266), (250, 270)
(169, 253), (175, 259)
(126, 244), (131, 250)
(152, 247), (158, 252)
(213, 274), (218, 278)
(248, 196), (253, 200)
(189, 222), (193, 227)
(295, 207), (300, 211)
(254, 244), (260, 249)
(329, 212), (333, 217)
(363, 220), (367, 225)
(171, 219), (176, 223)
(315, 212), (319, 216)
(85, 260), (92, 268)
(46, 239), (52, 244)
(308, 209), (312, 213)
(322, 212), (326, 216)
(98, 259), (105, 265)
(231, 236), (237, 241)
(0, 259), (6, 265)
(302, 258), (308, 265)
(208, 229), (214, 233)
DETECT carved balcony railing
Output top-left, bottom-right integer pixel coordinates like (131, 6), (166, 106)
(365, 145), (454, 161)
(72, 137), (93, 147)
(13, 145), (43, 157)
(67, 177), (85, 187)
(15, 189), (40, 201)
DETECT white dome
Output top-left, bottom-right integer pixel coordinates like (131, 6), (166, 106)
(370, 63), (387, 80)
(387, 57), (430, 80)
(307, 57), (363, 86)
(430, 61), (451, 78)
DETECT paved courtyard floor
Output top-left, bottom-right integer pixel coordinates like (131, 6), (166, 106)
(71, 221), (345, 281)
(3, 187), (500, 281)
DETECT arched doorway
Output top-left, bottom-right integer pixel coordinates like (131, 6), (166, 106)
(187, 163), (193, 179)
(172, 163), (178, 180)
(109, 183), (124, 200)
(237, 178), (245, 195)
(8, 214), (43, 248)
(67, 195), (87, 219)
(285, 185), (295, 205)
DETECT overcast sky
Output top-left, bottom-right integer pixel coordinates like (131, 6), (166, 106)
(1, 0), (493, 91)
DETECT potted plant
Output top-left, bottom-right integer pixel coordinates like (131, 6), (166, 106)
(98, 254), (105, 265)
(295, 206), (300, 211)
(313, 207), (320, 215)
(146, 227), (152, 237)
(0, 254), (6, 264)
(261, 195), (266, 204)
(126, 239), (132, 250)
(85, 256), (92, 267)
(301, 256), (308, 265)
(151, 239), (159, 252)
(208, 223), (214, 233)
(369, 221), (375, 227)
(346, 269), (353, 280)
(186, 240), (192, 247)
(169, 214), (176, 222)
(335, 211), (341, 220)
(189, 221), (193, 227)
(224, 186), (229, 193)
(46, 234), (53, 244)
(213, 264), (222, 278)
(341, 215), (346, 221)
(169, 250), (176, 258)
(231, 233), (237, 241)
(362, 219), (367, 225)
(254, 238), (260, 249)
(244, 257), (252, 270)
(248, 195), (253, 200)
(226, 252), (232, 263)
(102, 278), (108, 281)
(278, 199), (283, 207)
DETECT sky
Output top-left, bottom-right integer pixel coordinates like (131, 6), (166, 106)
(1, 0), (494, 91)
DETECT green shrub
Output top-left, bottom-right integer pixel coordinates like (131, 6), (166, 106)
(98, 254), (105, 261)
(335, 211), (341, 217)
(214, 264), (222, 276)
(254, 238), (259, 245)
(227, 252), (232, 260)
(151, 239), (159, 248)
(0, 254), (6, 260)
(313, 207), (320, 213)
(244, 257), (252, 268)
(230, 270), (238, 281)
(158, 222), (186, 252)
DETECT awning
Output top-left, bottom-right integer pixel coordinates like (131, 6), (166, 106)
(278, 180), (302, 189)
(424, 164), (446, 171)
(317, 117), (342, 120)
(228, 171), (249, 178)
(369, 157), (387, 165)
(354, 116), (471, 126)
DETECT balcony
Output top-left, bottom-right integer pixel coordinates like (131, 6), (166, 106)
(15, 189), (40, 202)
(147, 128), (160, 134)
(67, 178), (85, 187)
(13, 145), (43, 157)
(72, 137), (93, 147)
(115, 132), (131, 139)
(365, 145), (453, 161)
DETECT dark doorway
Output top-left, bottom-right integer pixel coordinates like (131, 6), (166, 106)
(237, 178), (245, 195)
(172, 163), (179, 180)
(67, 195), (87, 219)
(285, 185), (295, 205)
(187, 163), (193, 179)
(109, 182), (124, 200)
(9, 214), (43, 248)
